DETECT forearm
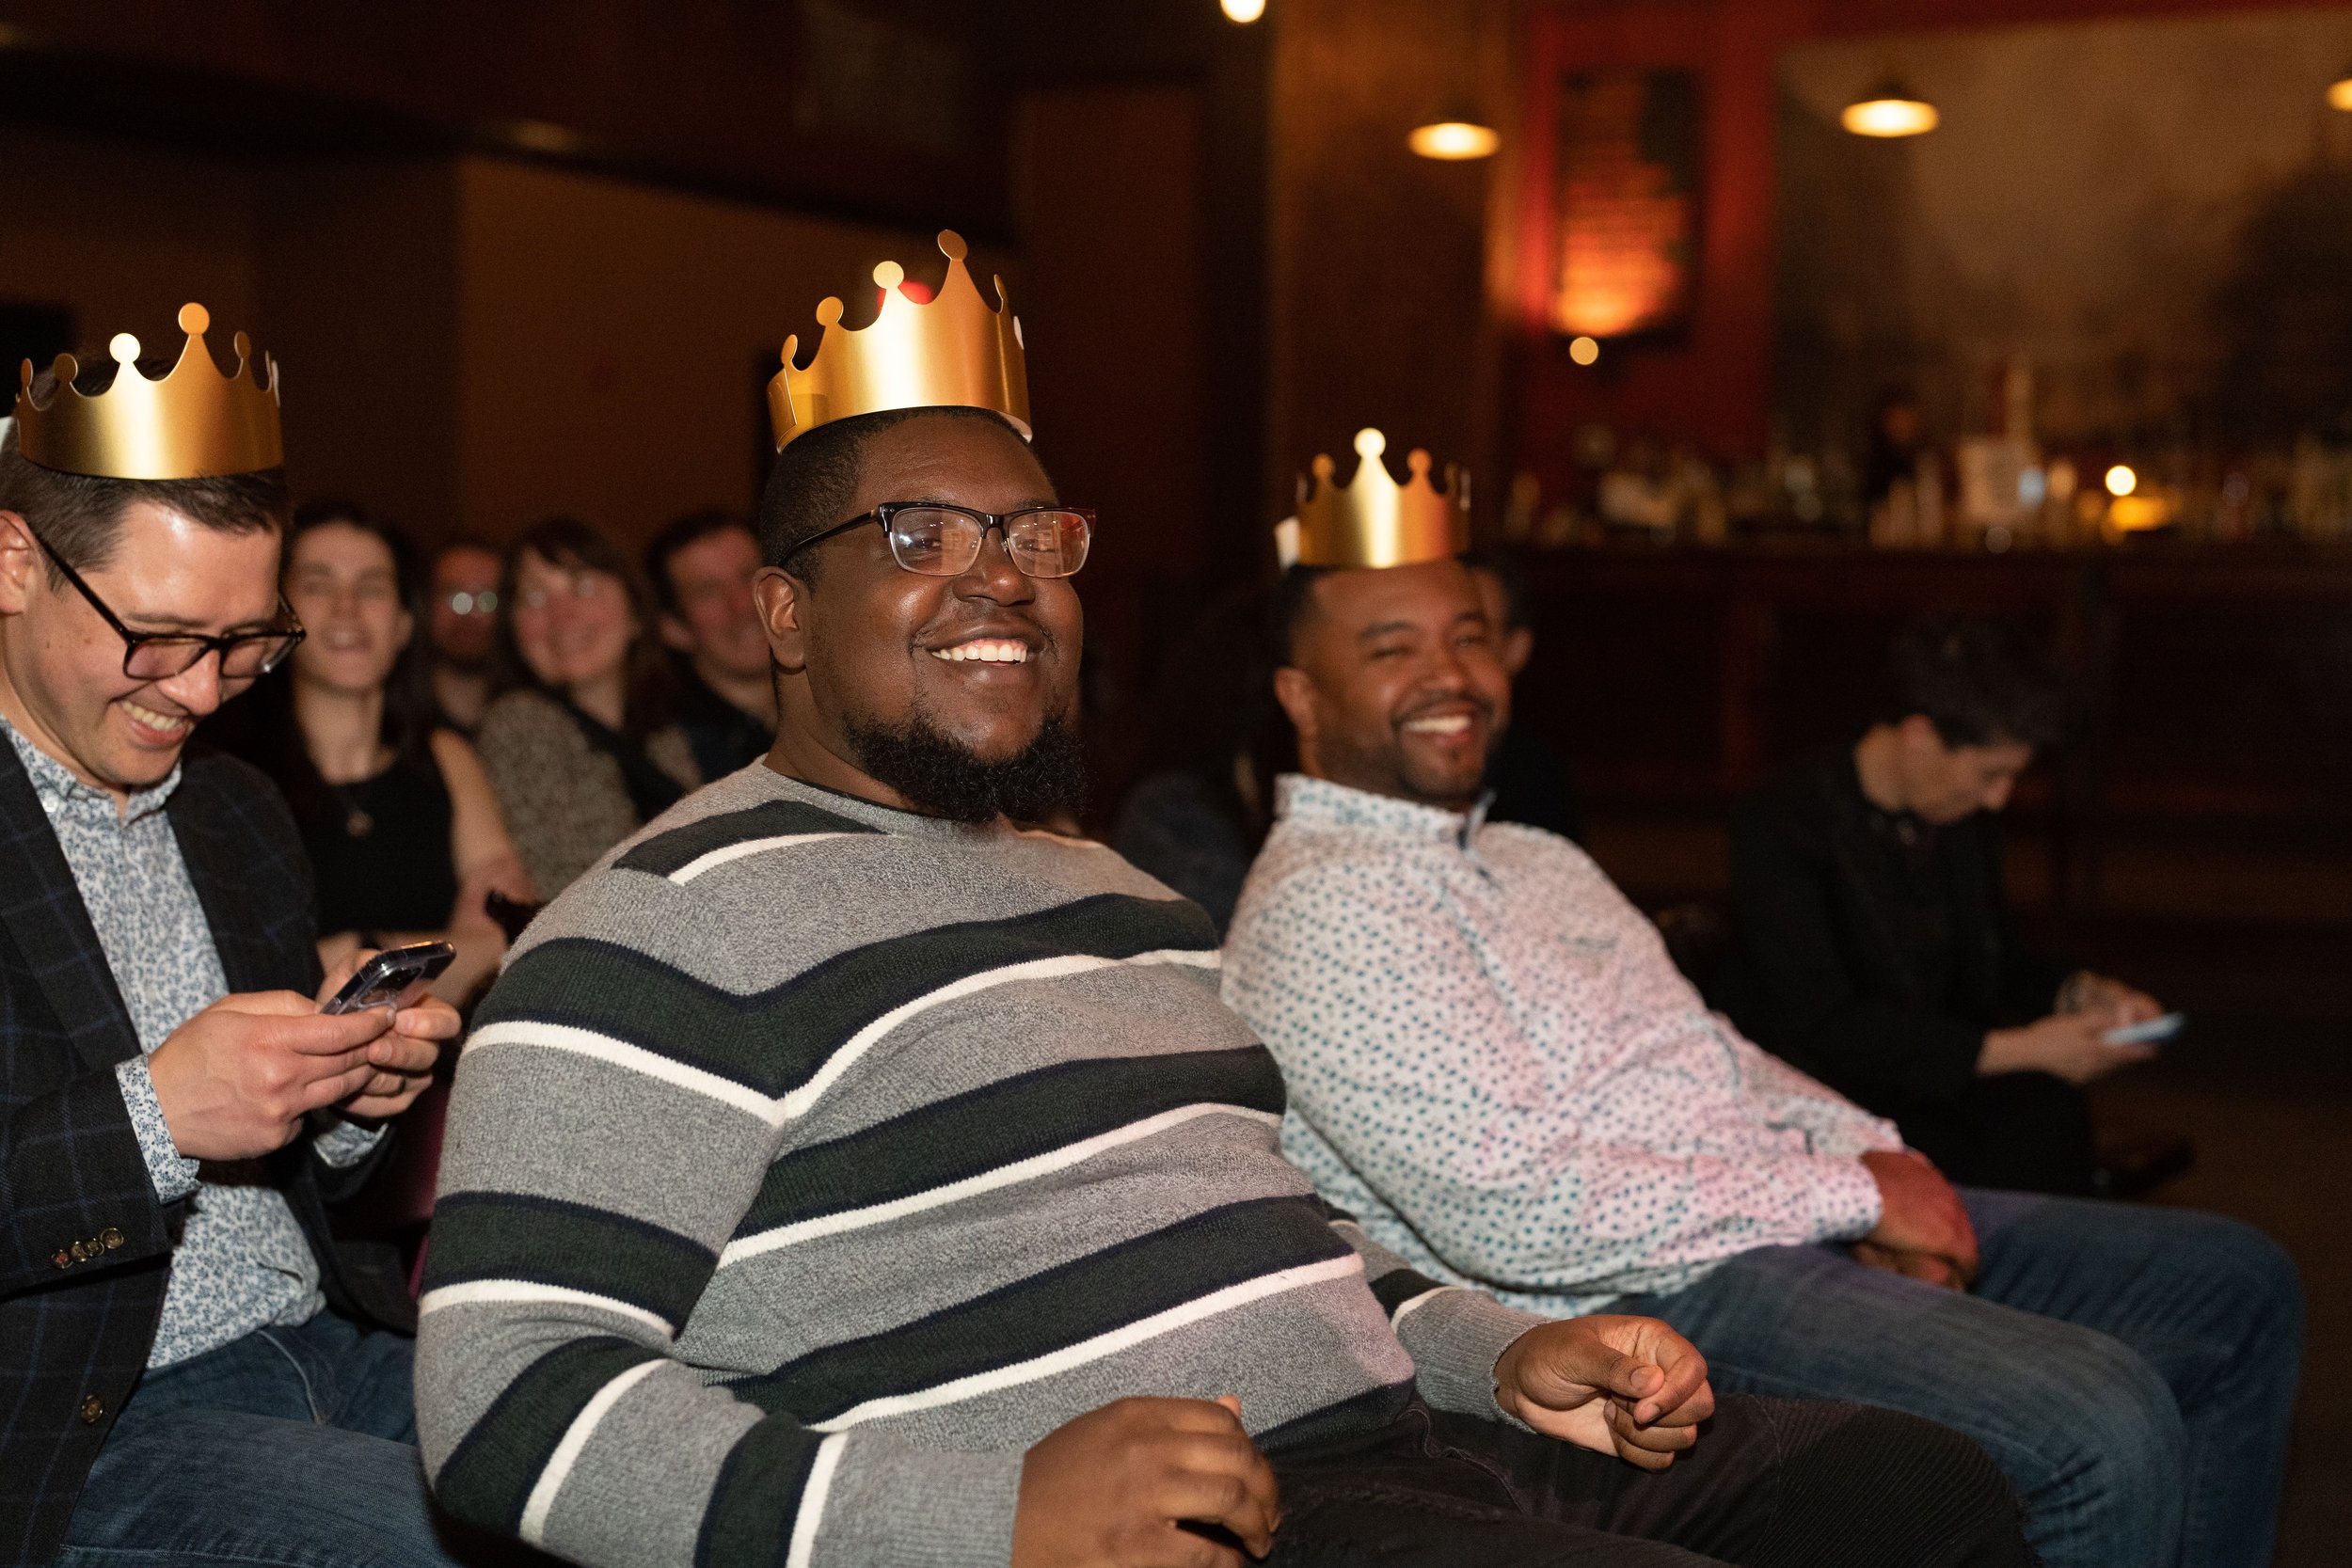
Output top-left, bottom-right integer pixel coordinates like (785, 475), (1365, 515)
(1334, 1218), (1547, 1419)
(1, 1065), (174, 1295)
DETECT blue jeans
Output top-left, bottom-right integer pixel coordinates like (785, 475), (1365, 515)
(1615, 1190), (2302, 1568)
(57, 1311), (493, 1568)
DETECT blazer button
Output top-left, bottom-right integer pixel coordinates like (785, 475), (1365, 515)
(78, 1395), (104, 1424)
(101, 1227), (125, 1250)
(52, 1249), (72, 1269)
(69, 1241), (90, 1261)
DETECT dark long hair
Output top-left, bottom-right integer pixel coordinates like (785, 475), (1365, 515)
(494, 515), (675, 738)
(217, 500), (439, 827)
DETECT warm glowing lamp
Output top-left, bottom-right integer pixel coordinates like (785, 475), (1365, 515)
(2105, 464), (2137, 498)
(2328, 66), (2352, 111)
(1408, 119), (1501, 160)
(1220, 0), (1265, 23)
(1568, 336), (1600, 366)
(1841, 79), (1939, 137)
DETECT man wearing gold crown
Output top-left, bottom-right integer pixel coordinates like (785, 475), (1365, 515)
(415, 236), (2032, 1568)
(1219, 437), (2301, 1568)
(0, 309), (463, 1566)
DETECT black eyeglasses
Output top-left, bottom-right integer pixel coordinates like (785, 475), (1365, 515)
(33, 532), (306, 681)
(783, 502), (1094, 579)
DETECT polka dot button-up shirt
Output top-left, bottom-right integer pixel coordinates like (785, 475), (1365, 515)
(1223, 774), (1899, 1316)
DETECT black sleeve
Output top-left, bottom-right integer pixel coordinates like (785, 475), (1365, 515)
(1726, 787), (1985, 1113)
(0, 1064), (173, 1299)
(1975, 818), (2071, 1022)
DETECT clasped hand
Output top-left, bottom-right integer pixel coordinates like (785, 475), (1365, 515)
(146, 947), (458, 1162)
(1855, 1148), (1979, 1291)
(1009, 1316), (1715, 1568)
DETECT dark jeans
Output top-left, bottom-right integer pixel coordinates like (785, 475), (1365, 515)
(1266, 1393), (2035, 1566)
(1616, 1190), (2303, 1568)
(1896, 1071), (2096, 1196)
(57, 1311), (487, 1568)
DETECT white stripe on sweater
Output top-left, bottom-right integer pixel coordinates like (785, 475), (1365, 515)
(464, 949), (1222, 1128)
(418, 1279), (675, 1338)
(518, 1360), (662, 1546)
(668, 832), (865, 884)
(804, 1253), (1364, 1433)
(718, 1102), (1282, 1266)
(783, 1433), (849, 1568)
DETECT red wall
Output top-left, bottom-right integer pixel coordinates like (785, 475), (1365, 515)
(1508, 0), (2346, 480)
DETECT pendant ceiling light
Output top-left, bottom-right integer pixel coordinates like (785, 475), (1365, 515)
(1840, 78), (1939, 137)
(1220, 0), (1265, 23)
(1408, 116), (1500, 161)
(2328, 65), (2352, 112)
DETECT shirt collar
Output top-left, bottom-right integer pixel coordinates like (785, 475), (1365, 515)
(1274, 772), (1492, 850)
(1, 712), (183, 826)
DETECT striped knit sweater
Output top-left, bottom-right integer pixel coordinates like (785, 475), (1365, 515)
(414, 764), (1552, 1568)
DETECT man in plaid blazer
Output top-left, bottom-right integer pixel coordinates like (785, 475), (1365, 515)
(0, 353), (461, 1567)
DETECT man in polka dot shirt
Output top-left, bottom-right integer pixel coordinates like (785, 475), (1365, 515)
(1223, 553), (2301, 1568)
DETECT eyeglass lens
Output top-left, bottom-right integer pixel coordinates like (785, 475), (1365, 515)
(125, 633), (301, 681)
(886, 508), (1091, 578)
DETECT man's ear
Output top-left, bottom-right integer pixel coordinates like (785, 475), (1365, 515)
(752, 565), (808, 673)
(0, 510), (39, 616)
(1502, 626), (1534, 679)
(657, 613), (695, 654)
(1272, 664), (1319, 752)
(1896, 713), (1945, 756)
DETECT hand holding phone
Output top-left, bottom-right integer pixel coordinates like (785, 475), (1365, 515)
(323, 941), (457, 1015)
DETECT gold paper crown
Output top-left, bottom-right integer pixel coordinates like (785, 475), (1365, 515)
(1276, 428), (1471, 569)
(768, 230), (1029, 450)
(12, 303), (282, 480)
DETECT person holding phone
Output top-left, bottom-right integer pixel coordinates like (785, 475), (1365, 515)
(0, 307), (465, 1568)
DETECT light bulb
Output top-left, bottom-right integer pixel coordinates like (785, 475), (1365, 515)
(2105, 465), (2137, 498)
(1220, 0), (1265, 23)
(1568, 336), (1600, 366)
(2328, 74), (2352, 112)
(1840, 97), (1938, 137)
(1407, 120), (1500, 160)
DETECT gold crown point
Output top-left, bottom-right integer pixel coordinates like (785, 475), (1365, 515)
(109, 333), (141, 367)
(814, 297), (845, 329)
(11, 299), (282, 479)
(780, 334), (801, 369)
(874, 260), (906, 291)
(937, 230), (969, 261)
(1355, 427), (1387, 463)
(1407, 449), (1434, 479)
(178, 302), (210, 336)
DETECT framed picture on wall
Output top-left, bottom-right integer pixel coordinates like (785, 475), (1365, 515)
(1550, 69), (1702, 341)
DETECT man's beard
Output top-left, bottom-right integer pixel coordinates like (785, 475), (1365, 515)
(843, 710), (1087, 825)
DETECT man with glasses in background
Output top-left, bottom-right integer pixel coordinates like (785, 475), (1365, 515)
(0, 307), (463, 1568)
(426, 536), (502, 732)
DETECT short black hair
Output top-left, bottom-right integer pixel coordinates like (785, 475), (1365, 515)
(0, 360), (287, 580)
(1460, 546), (1530, 632)
(1881, 613), (2071, 750)
(644, 506), (755, 615)
(1267, 563), (1334, 666)
(755, 405), (1035, 580)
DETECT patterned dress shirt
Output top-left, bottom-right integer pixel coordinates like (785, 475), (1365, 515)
(4, 718), (380, 1367)
(1222, 774), (1902, 1316)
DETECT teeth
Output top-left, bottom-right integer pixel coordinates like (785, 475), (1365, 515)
(1403, 714), (1473, 736)
(121, 699), (191, 734)
(929, 639), (1030, 664)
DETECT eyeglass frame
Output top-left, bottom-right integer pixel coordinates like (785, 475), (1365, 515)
(29, 531), (307, 681)
(778, 501), (1096, 578)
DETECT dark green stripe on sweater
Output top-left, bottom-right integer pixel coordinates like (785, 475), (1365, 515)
(473, 893), (1219, 1095)
(433, 1337), (660, 1532)
(692, 1418), (828, 1568)
(426, 1193), (716, 1327)
(732, 1046), (1288, 1241)
(614, 799), (880, 878)
(728, 1196), (1352, 1424)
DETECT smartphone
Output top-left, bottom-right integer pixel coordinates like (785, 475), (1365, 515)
(323, 940), (456, 1015)
(2103, 1012), (2185, 1047)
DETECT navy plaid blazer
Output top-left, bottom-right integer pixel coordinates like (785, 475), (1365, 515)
(0, 738), (415, 1567)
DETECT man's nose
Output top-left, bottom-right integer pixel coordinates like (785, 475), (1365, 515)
(151, 652), (226, 719)
(953, 530), (1036, 607)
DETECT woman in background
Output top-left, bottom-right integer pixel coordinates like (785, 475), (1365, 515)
(474, 515), (700, 897)
(242, 502), (536, 1005)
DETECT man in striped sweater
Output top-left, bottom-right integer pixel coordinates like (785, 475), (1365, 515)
(415, 405), (2033, 1568)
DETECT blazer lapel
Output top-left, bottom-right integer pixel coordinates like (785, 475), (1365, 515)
(0, 737), (142, 1074)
